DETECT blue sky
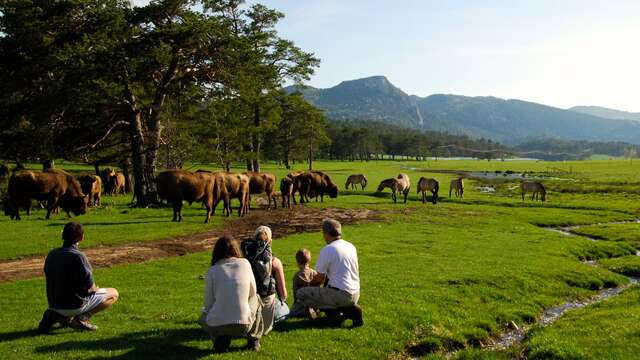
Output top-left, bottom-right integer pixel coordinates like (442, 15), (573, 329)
(133, 1), (640, 111)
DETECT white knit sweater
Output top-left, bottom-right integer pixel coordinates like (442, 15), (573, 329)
(202, 257), (257, 327)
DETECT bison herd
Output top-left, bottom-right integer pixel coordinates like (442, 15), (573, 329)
(2, 166), (548, 222)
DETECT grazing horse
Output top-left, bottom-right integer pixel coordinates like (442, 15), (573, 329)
(417, 177), (439, 204)
(377, 173), (411, 203)
(449, 177), (464, 198)
(345, 174), (368, 190)
(521, 181), (546, 202)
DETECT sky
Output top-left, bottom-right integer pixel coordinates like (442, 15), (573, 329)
(132, 0), (640, 112)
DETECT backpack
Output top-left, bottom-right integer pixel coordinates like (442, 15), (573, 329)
(241, 238), (276, 297)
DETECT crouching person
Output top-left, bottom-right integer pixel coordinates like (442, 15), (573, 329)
(39, 222), (119, 333)
(296, 219), (363, 327)
(200, 236), (264, 352)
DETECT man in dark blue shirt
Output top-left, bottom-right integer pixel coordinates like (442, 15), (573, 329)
(39, 222), (119, 333)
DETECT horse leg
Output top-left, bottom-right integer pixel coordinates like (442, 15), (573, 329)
(404, 190), (408, 203)
(421, 191), (425, 203)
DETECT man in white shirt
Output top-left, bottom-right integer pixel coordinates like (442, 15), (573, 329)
(295, 219), (363, 327)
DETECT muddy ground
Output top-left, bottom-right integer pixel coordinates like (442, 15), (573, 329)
(0, 206), (381, 283)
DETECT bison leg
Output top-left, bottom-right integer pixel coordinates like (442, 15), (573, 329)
(404, 191), (408, 204)
(432, 191), (438, 204)
(204, 199), (212, 224)
(46, 197), (60, 220)
(171, 201), (181, 222)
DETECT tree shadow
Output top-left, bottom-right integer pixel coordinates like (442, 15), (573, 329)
(33, 327), (224, 360)
(0, 328), (42, 342)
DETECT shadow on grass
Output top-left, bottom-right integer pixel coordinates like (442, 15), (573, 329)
(0, 328), (41, 342)
(34, 327), (216, 360)
(274, 317), (351, 333)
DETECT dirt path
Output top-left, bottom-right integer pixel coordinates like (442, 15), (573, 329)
(0, 207), (381, 283)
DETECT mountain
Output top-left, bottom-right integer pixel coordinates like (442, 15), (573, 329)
(286, 76), (640, 145)
(292, 76), (423, 128)
(569, 106), (640, 122)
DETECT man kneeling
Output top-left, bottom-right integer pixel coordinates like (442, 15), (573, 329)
(39, 222), (119, 333)
(295, 219), (363, 327)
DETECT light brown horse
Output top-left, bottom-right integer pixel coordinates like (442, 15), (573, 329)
(377, 173), (410, 203)
(521, 181), (546, 202)
(449, 177), (464, 198)
(417, 177), (439, 204)
(345, 174), (368, 190)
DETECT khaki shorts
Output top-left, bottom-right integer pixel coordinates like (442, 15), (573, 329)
(52, 288), (108, 317)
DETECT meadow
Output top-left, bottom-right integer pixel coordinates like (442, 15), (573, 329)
(0, 158), (639, 359)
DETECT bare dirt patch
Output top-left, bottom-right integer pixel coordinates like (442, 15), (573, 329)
(0, 206), (381, 283)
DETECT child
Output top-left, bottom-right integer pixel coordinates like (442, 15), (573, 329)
(289, 248), (321, 318)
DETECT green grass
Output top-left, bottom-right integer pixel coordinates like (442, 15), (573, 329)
(0, 159), (640, 359)
(524, 286), (640, 360)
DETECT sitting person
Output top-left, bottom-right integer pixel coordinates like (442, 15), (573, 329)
(296, 219), (363, 327)
(39, 222), (119, 333)
(241, 226), (287, 335)
(289, 248), (323, 318)
(200, 236), (263, 352)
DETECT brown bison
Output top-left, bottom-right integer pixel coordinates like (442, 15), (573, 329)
(101, 168), (126, 195)
(296, 171), (338, 204)
(213, 172), (250, 217)
(7, 170), (88, 220)
(156, 170), (218, 223)
(280, 172), (299, 208)
(245, 172), (277, 209)
(79, 175), (102, 207)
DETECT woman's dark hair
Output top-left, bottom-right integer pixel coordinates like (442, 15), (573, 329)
(211, 236), (242, 265)
(62, 222), (84, 245)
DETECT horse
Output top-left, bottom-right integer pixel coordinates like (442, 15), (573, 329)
(417, 177), (439, 204)
(377, 173), (410, 203)
(345, 174), (367, 190)
(449, 177), (464, 198)
(521, 181), (546, 202)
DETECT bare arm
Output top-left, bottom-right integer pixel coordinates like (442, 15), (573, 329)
(272, 257), (288, 302)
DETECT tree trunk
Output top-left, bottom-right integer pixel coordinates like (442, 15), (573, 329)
(42, 159), (54, 171)
(252, 105), (261, 172)
(129, 110), (153, 206)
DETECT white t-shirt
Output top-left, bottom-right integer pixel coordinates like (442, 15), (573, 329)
(315, 239), (360, 294)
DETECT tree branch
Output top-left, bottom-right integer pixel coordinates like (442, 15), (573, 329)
(73, 120), (129, 153)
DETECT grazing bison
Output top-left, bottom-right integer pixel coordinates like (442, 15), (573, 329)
(296, 171), (338, 204)
(417, 177), (439, 204)
(245, 172), (277, 209)
(449, 177), (464, 198)
(377, 173), (411, 203)
(101, 168), (126, 195)
(345, 174), (367, 190)
(214, 172), (250, 217)
(7, 170), (88, 220)
(79, 175), (102, 207)
(521, 181), (546, 202)
(156, 170), (218, 223)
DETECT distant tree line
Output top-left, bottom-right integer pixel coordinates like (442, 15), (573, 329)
(515, 138), (640, 160)
(319, 120), (507, 161)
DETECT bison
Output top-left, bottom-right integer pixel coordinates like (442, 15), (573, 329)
(156, 170), (219, 223)
(79, 175), (102, 207)
(280, 172), (300, 208)
(213, 172), (250, 217)
(101, 168), (126, 195)
(297, 171), (338, 204)
(245, 172), (277, 210)
(7, 170), (88, 220)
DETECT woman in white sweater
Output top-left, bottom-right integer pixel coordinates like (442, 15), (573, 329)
(199, 236), (264, 352)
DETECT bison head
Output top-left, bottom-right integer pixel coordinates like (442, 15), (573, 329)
(327, 184), (338, 199)
(63, 195), (89, 216)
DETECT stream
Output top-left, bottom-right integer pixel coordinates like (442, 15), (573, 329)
(482, 219), (640, 352)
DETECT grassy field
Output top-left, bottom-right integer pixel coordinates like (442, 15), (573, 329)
(0, 159), (639, 359)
